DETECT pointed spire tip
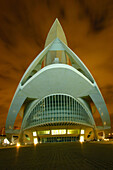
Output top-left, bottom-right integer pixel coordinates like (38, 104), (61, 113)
(45, 18), (67, 47)
(55, 18), (59, 23)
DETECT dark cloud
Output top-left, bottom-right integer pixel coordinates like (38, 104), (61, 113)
(0, 0), (43, 48)
(90, 13), (107, 32)
(0, 74), (11, 80)
(78, 0), (113, 33)
(46, 0), (51, 9)
(60, 7), (66, 19)
(0, 62), (21, 76)
(0, 22), (16, 47)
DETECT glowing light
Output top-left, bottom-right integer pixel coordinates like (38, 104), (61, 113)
(4, 138), (10, 144)
(80, 136), (84, 143)
(104, 139), (109, 141)
(16, 143), (20, 147)
(38, 130), (50, 135)
(104, 122), (106, 125)
(33, 131), (37, 136)
(67, 129), (79, 134)
(81, 129), (84, 135)
(34, 138), (38, 145)
(51, 129), (66, 135)
(108, 133), (111, 135)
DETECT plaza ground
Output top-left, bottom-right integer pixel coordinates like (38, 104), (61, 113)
(0, 142), (113, 170)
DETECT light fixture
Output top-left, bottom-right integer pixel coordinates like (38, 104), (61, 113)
(34, 138), (38, 145)
(80, 136), (84, 143)
(33, 131), (37, 136)
(16, 143), (20, 147)
(81, 129), (84, 135)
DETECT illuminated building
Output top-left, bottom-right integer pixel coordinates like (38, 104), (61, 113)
(5, 19), (111, 143)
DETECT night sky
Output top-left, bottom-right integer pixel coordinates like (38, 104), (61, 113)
(0, 0), (113, 131)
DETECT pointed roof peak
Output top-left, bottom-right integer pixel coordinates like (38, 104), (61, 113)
(54, 18), (60, 25)
(55, 18), (59, 22)
(44, 18), (67, 48)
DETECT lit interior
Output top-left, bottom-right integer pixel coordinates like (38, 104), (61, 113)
(81, 129), (85, 135)
(33, 131), (37, 136)
(67, 129), (80, 134)
(34, 138), (38, 145)
(80, 136), (84, 143)
(38, 130), (50, 135)
(51, 129), (66, 135)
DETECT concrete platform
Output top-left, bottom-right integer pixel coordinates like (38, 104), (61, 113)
(0, 142), (113, 169)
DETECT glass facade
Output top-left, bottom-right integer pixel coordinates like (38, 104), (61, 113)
(41, 136), (79, 143)
(67, 129), (80, 134)
(38, 130), (50, 135)
(36, 129), (80, 136)
(51, 129), (66, 135)
(33, 131), (37, 136)
(25, 95), (91, 129)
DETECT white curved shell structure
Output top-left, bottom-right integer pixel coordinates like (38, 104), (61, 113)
(5, 19), (111, 138)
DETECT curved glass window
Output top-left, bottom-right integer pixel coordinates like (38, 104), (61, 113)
(25, 95), (91, 128)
